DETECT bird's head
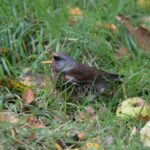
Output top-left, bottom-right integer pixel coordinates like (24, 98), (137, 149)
(52, 52), (77, 72)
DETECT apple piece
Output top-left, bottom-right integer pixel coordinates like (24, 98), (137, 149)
(140, 121), (150, 147)
(116, 97), (150, 120)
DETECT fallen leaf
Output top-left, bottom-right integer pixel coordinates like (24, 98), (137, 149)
(19, 68), (49, 88)
(76, 131), (86, 140)
(140, 121), (150, 147)
(115, 47), (129, 59)
(81, 142), (104, 150)
(86, 143), (99, 149)
(68, 130), (86, 141)
(68, 7), (83, 25)
(116, 15), (132, 31)
(31, 122), (45, 128)
(27, 117), (46, 128)
(0, 77), (30, 92)
(55, 143), (63, 150)
(84, 107), (95, 117)
(75, 108), (97, 123)
(75, 111), (86, 122)
(22, 89), (35, 104)
(69, 8), (83, 16)
(0, 112), (19, 124)
(135, 25), (150, 52)
(78, 111), (85, 120)
(116, 15), (150, 52)
(96, 21), (118, 31)
(21, 77), (33, 87)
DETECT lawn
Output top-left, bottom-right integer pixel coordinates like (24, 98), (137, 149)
(0, 0), (150, 149)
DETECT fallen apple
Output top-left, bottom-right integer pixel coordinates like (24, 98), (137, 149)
(116, 97), (150, 120)
(140, 121), (150, 147)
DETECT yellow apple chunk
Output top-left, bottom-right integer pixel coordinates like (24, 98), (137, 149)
(140, 121), (150, 147)
(116, 97), (150, 120)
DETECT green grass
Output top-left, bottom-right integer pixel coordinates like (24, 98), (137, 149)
(0, 0), (150, 149)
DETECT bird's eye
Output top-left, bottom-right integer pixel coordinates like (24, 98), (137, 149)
(53, 56), (63, 62)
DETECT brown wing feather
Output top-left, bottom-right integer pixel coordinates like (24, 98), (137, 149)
(66, 63), (121, 84)
(66, 64), (96, 83)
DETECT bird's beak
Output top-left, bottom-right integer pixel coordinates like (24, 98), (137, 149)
(41, 60), (53, 64)
(41, 52), (59, 64)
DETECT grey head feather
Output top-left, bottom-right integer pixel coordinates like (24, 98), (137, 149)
(52, 52), (77, 72)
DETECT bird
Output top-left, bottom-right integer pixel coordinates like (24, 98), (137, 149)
(42, 52), (123, 101)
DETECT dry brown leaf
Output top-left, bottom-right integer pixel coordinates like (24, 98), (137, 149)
(27, 117), (46, 128)
(76, 131), (86, 140)
(115, 47), (129, 59)
(116, 15), (132, 31)
(76, 108), (96, 122)
(75, 111), (86, 122)
(135, 25), (150, 52)
(68, 7), (83, 25)
(22, 89), (35, 104)
(31, 122), (46, 128)
(67, 130), (86, 142)
(116, 15), (150, 52)
(69, 8), (83, 16)
(0, 112), (19, 124)
(19, 68), (49, 88)
(78, 112), (85, 120)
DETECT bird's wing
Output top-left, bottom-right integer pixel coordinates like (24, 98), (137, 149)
(66, 64), (96, 83)
(66, 64), (122, 84)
